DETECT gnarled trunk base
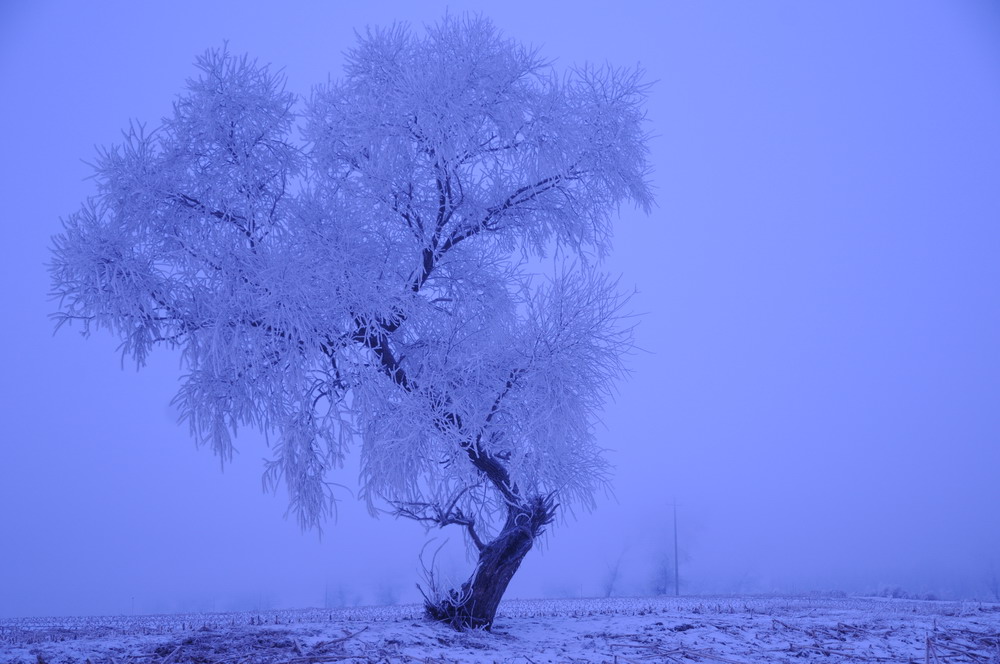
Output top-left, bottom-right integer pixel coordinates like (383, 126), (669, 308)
(425, 495), (555, 630)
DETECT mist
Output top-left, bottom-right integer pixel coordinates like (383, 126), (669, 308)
(2, 1), (999, 618)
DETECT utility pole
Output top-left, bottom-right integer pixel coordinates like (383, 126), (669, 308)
(672, 500), (680, 596)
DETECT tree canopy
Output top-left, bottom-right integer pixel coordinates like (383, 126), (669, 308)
(50, 16), (653, 554)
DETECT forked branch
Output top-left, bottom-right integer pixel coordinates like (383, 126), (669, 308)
(393, 488), (486, 552)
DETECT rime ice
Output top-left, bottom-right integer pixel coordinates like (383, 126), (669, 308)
(49, 15), (653, 629)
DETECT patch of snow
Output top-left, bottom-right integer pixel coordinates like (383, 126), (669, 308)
(2, 595), (998, 663)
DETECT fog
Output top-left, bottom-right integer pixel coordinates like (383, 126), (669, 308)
(2, 1), (999, 618)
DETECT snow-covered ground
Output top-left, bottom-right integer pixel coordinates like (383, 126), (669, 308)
(3, 595), (998, 663)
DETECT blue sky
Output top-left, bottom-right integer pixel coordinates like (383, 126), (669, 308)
(2, 1), (999, 617)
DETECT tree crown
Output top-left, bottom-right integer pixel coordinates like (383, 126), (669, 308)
(50, 15), (654, 540)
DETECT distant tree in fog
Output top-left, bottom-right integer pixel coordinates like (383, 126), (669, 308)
(50, 15), (652, 630)
(649, 550), (676, 596)
(601, 547), (629, 598)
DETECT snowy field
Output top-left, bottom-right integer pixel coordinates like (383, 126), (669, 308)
(3, 595), (998, 663)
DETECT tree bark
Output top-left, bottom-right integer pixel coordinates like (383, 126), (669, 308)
(425, 494), (555, 630)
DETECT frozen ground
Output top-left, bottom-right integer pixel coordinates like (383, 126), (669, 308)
(2, 595), (998, 663)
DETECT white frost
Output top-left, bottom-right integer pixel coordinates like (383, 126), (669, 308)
(4, 596), (999, 663)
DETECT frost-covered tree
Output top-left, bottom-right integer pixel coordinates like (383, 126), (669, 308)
(50, 15), (652, 630)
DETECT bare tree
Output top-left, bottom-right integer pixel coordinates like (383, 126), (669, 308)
(50, 15), (653, 630)
(649, 550), (676, 596)
(601, 547), (629, 598)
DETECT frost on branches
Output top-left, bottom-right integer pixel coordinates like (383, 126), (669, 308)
(50, 16), (653, 630)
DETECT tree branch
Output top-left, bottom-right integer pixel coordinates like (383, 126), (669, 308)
(392, 491), (486, 552)
(408, 170), (573, 293)
(350, 312), (521, 505)
(172, 193), (251, 235)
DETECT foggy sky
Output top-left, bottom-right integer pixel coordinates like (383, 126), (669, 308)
(2, 1), (999, 618)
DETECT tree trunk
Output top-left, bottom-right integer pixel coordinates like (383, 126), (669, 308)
(425, 494), (555, 630)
